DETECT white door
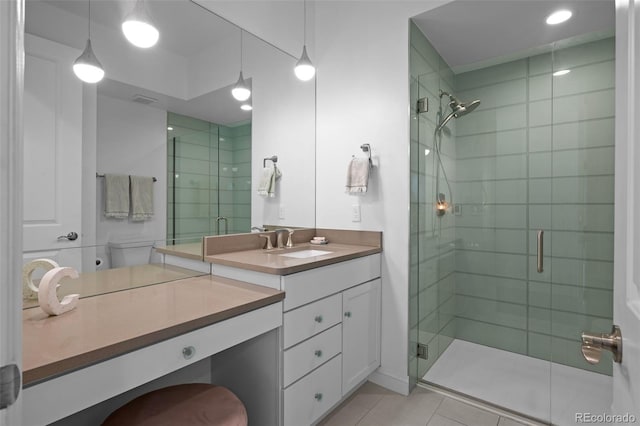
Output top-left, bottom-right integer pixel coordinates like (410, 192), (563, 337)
(0, 0), (23, 424)
(612, 0), (640, 418)
(23, 33), (83, 269)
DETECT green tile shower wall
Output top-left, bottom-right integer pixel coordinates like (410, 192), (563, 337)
(452, 37), (614, 376)
(168, 112), (251, 241)
(409, 22), (457, 382)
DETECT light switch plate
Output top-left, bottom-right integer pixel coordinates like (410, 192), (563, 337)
(352, 204), (361, 222)
(279, 205), (286, 219)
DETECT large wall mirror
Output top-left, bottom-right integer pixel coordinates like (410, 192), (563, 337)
(22, 0), (316, 281)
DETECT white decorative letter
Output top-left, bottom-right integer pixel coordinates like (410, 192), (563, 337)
(22, 258), (60, 300)
(38, 267), (80, 316)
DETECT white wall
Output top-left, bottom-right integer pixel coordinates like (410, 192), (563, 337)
(194, 0), (312, 59)
(249, 39), (316, 229)
(96, 94), (167, 264)
(314, 1), (446, 395)
(202, 0), (450, 394)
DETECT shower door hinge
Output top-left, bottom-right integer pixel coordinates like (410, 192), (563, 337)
(0, 363), (21, 409)
(417, 343), (428, 360)
(417, 97), (428, 114)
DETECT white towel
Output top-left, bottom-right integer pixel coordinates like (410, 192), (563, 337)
(104, 174), (130, 219)
(130, 175), (154, 221)
(345, 158), (370, 193)
(257, 165), (282, 197)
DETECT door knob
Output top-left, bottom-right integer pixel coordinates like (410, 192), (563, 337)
(57, 232), (78, 241)
(581, 325), (622, 364)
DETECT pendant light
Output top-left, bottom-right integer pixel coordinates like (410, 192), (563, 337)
(294, 0), (315, 81)
(122, 0), (159, 48)
(73, 0), (105, 84)
(231, 30), (251, 102)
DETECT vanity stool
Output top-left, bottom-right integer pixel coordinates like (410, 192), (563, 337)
(102, 383), (248, 426)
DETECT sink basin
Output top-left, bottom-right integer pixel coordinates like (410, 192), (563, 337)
(278, 249), (332, 259)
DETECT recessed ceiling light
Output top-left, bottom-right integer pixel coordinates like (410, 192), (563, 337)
(546, 9), (572, 25)
(425, 149), (431, 156)
(167, 126), (173, 131)
(241, 104), (253, 111)
(553, 69), (571, 76)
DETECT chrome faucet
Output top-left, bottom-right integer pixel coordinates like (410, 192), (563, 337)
(273, 228), (295, 248)
(274, 229), (288, 248)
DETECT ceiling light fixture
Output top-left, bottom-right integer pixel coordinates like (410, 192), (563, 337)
(546, 9), (572, 25)
(553, 69), (571, 76)
(241, 103), (253, 111)
(167, 126), (173, 130)
(122, 0), (159, 48)
(231, 30), (251, 101)
(73, 0), (105, 84)
(294, 0), (315, 81)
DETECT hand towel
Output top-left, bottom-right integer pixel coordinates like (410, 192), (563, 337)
(257, 165), (282, 198)
(104, 174), (130, 219)
(345, 157), (370, 193)
(130, 175), (154, 221)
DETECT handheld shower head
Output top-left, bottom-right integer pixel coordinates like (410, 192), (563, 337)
(436, 90), (480, 132)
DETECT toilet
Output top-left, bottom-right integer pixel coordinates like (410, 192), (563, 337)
(108, 238), (154, 268)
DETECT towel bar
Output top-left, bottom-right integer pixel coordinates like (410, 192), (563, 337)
(96, 173), (157, 182)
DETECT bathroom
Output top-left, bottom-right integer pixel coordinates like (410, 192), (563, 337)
(2, 0), (640, 425)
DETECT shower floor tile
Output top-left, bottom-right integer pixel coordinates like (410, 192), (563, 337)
(423, 339), (612, 425)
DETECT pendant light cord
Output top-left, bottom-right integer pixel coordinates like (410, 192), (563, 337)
(240, 29), (243, 72)
(303, 0), (307, 44)
(88, 0), (91, 39)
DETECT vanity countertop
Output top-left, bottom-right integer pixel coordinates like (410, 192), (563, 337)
(155, 242), (204, 261)
(23, 275), (284, 386)
(204, 243), (382, 275)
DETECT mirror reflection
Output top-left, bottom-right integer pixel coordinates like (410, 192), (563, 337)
(22, 0), (315, 305)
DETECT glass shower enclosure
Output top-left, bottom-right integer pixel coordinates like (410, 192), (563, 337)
(167, 112), (252, 243)
(410, 19), (615, 425)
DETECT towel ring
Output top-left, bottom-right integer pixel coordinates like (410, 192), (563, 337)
(263, 155), (278, 168)
(360, 144), (373, 168)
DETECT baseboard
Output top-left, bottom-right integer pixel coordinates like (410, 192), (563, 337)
(368, 370), (410, 396)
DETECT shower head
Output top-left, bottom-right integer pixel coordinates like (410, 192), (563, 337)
(436, 90), (481, 132)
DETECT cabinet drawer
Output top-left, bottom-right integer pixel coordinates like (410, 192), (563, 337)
(283, 324), (341, 387)
(283, 293), (342, 348)
(283, 355), (342, 426)
(282, 254), (381, 311)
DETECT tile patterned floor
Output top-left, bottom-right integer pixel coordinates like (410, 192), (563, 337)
(318, 382), (539, 426)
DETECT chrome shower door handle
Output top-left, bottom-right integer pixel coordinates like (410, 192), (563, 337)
(581, 325), (622, 364)
(537, 230), (544, 273)
(215, 217), (228, 235)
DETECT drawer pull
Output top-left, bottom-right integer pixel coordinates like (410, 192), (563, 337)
(314, 350), (323, 358)
(344, 311), (352, 318)
(182, 346), (195, 360)
(314, 315), (323, 323)
(314, 392), (323, 401)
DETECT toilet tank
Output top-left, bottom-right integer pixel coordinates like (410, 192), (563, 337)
(108, 239), (154, 268)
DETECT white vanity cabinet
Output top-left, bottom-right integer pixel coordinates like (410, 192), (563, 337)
(341, 279), (381, 394)
(210, 253), (381, 426)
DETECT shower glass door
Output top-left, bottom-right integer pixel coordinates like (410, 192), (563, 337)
(548, 37), (615, 425)
(167, 112), (221, 244)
